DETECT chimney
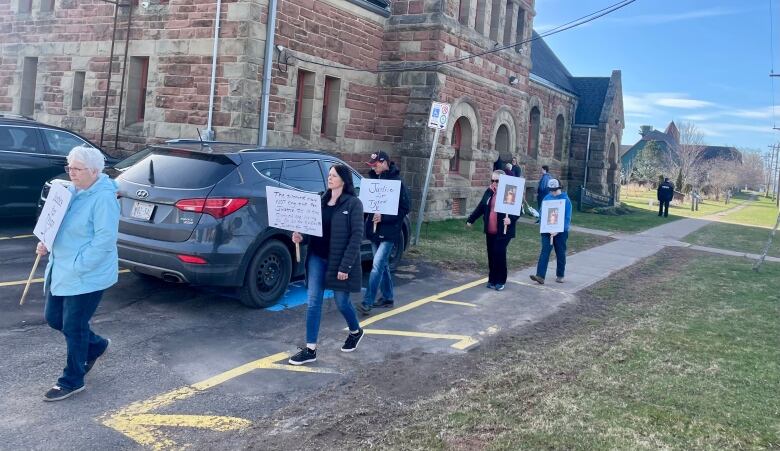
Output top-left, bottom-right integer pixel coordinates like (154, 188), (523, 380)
(639, 125), (653, 137)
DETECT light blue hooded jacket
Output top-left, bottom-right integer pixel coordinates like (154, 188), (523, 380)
(44, 174), (120, 296)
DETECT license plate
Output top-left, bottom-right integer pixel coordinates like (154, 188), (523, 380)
(131, 200), (155, 221)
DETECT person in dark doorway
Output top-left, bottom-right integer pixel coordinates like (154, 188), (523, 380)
(504, 163), (514, 176)
(289, 164), (364, 365)
(530, 178), (572, 285)
(536, 165), (552, 222)
(657, 177), (674, 217)
(511, 157), (522, 177)
(358, 151), (410, 315)
(466, 170), (520, 291)
(493, 155), (504, 171)
(37, 146), (119, 402)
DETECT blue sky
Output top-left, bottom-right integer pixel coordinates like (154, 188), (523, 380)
(534, 0), (779, 152)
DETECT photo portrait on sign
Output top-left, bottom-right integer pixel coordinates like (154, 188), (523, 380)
(539, 199), (566, 234)
(494, 174), (525, 217)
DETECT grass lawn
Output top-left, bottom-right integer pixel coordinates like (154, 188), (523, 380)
(407, 218), (612, 271)
(373, 249), (780, 449)
(572, 204), (676, 233)
(683, 222), (780, 258)
(621, 188), (747, 219)
(717, 195), (780, 228)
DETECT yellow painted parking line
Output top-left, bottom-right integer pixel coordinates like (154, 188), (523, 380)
(0, 269), (130, 288)
(432, 299), (477, 307)
(359, 277), (488, 328)
(0, 234), (35, 241)
(507, 279), (571, 295)
(103, 351), (339, 449)
(363, 328), (478, 350)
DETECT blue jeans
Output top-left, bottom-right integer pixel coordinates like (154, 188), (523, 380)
(45, 290), (109, 390)
(362, 241), (394, 308)
(305, 254), (360, 344)
(535, 231), (568, 279)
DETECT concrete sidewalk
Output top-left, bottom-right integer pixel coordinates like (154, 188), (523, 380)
(509, 217), (779, 294)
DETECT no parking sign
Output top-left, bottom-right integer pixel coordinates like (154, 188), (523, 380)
(428, 102), (450, 130)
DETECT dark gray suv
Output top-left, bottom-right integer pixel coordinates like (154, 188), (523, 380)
(112, 142), (410, 308)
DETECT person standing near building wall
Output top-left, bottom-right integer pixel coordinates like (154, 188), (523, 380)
(657, 177), (674, 217)
(511, 157), (522, 177)
(536, 165), (552, 222)
(358, 151), (410, 315)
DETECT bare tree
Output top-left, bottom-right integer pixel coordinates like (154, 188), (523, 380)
(704, 158), (740, 200)
(675, 121), (707, 191)
(735, 150), (766, 191)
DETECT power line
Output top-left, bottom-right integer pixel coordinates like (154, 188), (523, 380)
(285, 0), (638, 74)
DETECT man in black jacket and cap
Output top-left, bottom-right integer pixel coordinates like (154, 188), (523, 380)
(657, 177), (674, 217)
(357, 151), (410, 315)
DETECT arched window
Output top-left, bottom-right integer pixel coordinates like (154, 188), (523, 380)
(607, 142), (617, 185)
(554, 114), (565, 160)
(527, 107), (540, 159)
(451, 120), (462, 173)
(495, 124), (510, 161)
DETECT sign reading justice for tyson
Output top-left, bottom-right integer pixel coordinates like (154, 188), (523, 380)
(359, 179), (401, 215)
(265, 186), (323, 237)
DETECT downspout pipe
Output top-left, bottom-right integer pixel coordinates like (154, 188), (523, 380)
(583, 126), (593, 186)
(204, 0), (222, 141)
(257, 0), (279, 147)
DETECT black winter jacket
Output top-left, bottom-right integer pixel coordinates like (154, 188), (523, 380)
(364, 163), (410, 243)
(307, 191), (364, 293)
(466, 188), (520, 239)
(657, 181), (675, 202)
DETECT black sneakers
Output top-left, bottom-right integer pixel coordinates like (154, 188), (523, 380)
(43, 385), (85, 402)
(85, 338), (111, 374)
(372, 298), (394, 308)
(288, 347), (317, 365)
(341, 328), (364, 352)
(530, 275), (545, 285)
(356, 303), (372, 316)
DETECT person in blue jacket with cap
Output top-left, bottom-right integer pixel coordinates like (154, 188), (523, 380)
(530, 178), (572, 285)
(36, 145), (119, 402)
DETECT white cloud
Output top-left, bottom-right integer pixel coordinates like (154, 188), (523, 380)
(655, 98), (716, 109)
(727, 107), (776, 119)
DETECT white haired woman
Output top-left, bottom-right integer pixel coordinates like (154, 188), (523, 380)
(36, 145), (119, 402)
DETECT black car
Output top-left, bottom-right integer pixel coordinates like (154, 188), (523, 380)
(74, 141), (409, 308)
(0, 114), (118, 217)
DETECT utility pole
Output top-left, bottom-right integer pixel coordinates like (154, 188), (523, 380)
(768, 145), (778, 198)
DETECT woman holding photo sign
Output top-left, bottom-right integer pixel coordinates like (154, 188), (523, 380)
(36, 146), (119, 402)
(530, 178), (572, 285)
(466, 170), (520, 291)
(289, 164), (364, 365)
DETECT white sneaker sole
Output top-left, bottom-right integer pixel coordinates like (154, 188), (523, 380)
(341, 332), (364, 353)
(288, 357), (316, 366)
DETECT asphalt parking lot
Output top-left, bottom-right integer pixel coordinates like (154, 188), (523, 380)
(0, 217), (568, 449)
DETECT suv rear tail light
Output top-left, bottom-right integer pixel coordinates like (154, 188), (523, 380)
(177, 254), (207, 264)
(175, 198), (248, 218)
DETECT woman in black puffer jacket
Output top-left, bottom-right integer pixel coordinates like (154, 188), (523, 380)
(289, 164), (364, 365)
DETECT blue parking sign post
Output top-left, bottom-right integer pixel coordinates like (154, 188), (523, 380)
(413, 102), (450, 246)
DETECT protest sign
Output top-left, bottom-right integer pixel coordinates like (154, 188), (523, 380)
(539, 199), (566, 235)
(265, 186), (322, 237)
(33, 182), (73, 250)
(359, 179), (401, 215)
(494, 174), (525, 217)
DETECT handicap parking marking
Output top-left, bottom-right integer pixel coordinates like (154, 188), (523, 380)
(0, 234), (35, 241)
(265, 282), (336, 312)
(0, 269), (131, 288)
(102, 351), (339, 449)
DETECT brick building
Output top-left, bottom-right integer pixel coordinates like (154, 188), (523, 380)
(0, 0), (623, 218)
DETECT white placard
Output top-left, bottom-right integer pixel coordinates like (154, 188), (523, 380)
(539, 199), (566, 234)
(428, 101), (450, 130)
(34, 182), (73, 250)
(494, 174), (525, 216)
(359, 179), (401, 215)
(265, 186), (323, 237)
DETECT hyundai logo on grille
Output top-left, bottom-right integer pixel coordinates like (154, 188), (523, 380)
(136, 189), (149, 199)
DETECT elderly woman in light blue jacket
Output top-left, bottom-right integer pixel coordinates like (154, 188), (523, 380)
(36, 145), (119, 402)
